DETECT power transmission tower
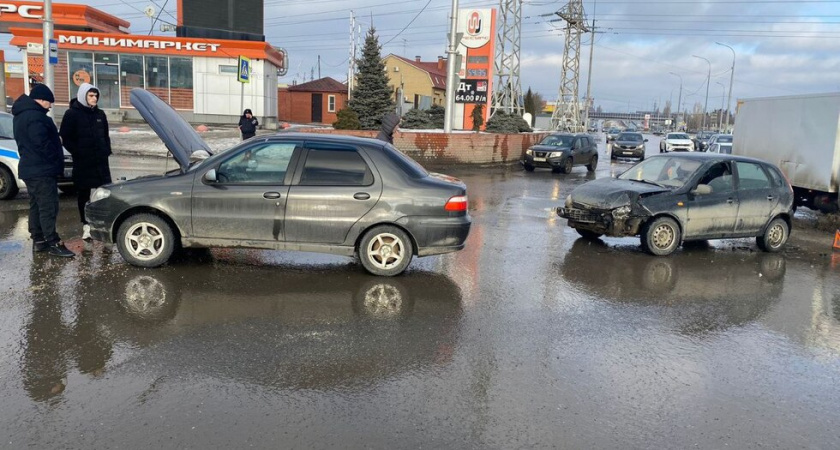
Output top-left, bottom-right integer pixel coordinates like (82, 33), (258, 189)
(492, 0), (523, 116)
(550, 0), (589, 131)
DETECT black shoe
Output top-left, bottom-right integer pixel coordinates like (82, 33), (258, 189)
(33, 240), (48, 252)
(47, 243), (75, 258)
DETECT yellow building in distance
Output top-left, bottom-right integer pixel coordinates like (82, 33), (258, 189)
(382, 54), (448, 109)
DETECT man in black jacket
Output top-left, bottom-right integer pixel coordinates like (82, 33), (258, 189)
(238, 109), (258, 140)
(12, 84), (75, 258)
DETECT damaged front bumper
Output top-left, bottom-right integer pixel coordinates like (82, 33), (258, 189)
(556, 205), (647, 237)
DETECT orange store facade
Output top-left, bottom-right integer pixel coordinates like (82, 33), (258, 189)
(2, 1), (286, 127)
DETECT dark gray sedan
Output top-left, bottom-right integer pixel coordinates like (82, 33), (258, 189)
(85, 89), (471, 276)
(557, 153), (794, 256)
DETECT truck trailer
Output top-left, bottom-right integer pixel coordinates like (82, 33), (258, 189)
(733, 92), (840, 212)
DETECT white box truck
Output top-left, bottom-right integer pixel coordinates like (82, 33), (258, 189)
(733, 93), (840, 212)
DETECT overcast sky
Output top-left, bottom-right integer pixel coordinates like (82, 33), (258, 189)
(4, 0), (839, 113)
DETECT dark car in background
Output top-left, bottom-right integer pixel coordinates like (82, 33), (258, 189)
(522, 133), (599, 174)
(556, 153), (794, 256)
(693, 130), (716, 151)
(609, 132), (648, 160)
(85, 89), (471, 276)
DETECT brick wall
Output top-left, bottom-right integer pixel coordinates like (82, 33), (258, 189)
(298, 128), (551, 165)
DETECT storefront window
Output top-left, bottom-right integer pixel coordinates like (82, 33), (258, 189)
(68, 52), (93, 101)
(169, 58), (193, 89)
(144, 56), (169, 89)
(120, 55), (144, 87)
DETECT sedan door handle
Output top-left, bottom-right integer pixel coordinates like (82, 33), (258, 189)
(353, 192), (371, 200)
(727, 198), (735, 204)
(766, 195), (775, 201)
(263, 192), (282, 199)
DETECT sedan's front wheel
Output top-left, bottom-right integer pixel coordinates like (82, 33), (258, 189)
(359, 225), (414, 276)
(641, 217), (681, 256)
(117, 214), (176, 268)
(0, 165), (19, 200)
(756, 217), (789, 253)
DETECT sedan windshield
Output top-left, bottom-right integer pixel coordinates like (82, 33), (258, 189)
(540, 135), (575, 147)
(617, 133), (643, 142)
(668, 133), (690, 140)
(618, 156), (704, 188)
(716, 135), (733, 143)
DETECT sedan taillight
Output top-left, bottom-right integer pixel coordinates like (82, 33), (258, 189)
(445, 195), (468, 212)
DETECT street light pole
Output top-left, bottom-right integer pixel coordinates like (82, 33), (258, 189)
(443, 0), (459, 133)
(42, 0), (54, 91)
(692, 55), (711, 130)
(669, 72), (682, 131)
(716, 81), (726, 132)
(716, 42), (735, 132)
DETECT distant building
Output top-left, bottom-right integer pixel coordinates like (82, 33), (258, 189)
(278, 77), (347, 125)
(382, 55), (447, 111)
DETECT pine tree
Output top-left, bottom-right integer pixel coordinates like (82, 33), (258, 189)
(348, 28), (395, 130)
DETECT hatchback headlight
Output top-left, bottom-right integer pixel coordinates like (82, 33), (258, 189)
(90, 187), (110, 203)
(565, 195), (573, 208)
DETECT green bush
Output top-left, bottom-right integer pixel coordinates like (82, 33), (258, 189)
(333, 107), (361, 130)
(485, 111), (532, 133)
(400, 108), (435, 129)
(428, 104), (445, 129)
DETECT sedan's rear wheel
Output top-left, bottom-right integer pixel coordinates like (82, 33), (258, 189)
(641, 217), (681, 256)
(117, 214), (176, 268)
(359, 225), (414, 276)
(756, 217), (789, 253)
(0, 165), (19, 200)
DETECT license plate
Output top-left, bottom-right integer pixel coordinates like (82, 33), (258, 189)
(623, 152), (634, 155)
(533, 157), (546, 162)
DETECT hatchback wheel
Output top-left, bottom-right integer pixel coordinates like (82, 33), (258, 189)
(641, 217), (681, 256)
(0, 165), (19, 200)
(560, 157), (573, 174)
(587, 155), (598, 172)
(117, 214), (176, 268)
(756, 217), (789, 253)
(359, 225), (414, 276)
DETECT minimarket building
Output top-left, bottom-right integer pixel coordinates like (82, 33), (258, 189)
(1, 1), (286, 127)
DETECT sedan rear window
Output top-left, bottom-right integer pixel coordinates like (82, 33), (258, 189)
(300, 148), (373, 186)
(381, 144), (429, 179)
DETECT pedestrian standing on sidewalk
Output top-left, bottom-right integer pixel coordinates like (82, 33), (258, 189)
(59, 83), (112, 241)
(238, 109), (258, 140)
(12, 84), (75, 257)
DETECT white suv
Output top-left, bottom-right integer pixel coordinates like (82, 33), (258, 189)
(659, 132), (695, 153)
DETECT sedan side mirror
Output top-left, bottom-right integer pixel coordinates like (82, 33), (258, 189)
(692, 184), (712, 195)
(644, 139), (649, 142)
(203, 169), (218, 183)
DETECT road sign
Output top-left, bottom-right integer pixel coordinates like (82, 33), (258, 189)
(237, 56), (250, 83)
(48, 39), (58, 65)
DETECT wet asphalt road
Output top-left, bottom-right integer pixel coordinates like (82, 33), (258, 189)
(2, 140), (840, 448)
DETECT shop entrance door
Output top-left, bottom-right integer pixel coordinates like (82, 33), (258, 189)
(94, 63), (120, 109)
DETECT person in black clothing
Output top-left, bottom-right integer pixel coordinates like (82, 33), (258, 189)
(59, 83), (112, 241)
(12, 84), (75, 258)
(238, 108), (258, 140)
(376, 112), (401, 144)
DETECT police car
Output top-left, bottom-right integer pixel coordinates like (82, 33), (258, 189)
(0, 111), (74, 200)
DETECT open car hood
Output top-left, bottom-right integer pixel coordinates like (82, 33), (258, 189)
(129, 89), (212, 172)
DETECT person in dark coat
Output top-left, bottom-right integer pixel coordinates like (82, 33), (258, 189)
(12, 84), (75, 258)
(376, 112), (401, 144)
(238, 109), (258, 140)
(59, 82), (112, 241)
